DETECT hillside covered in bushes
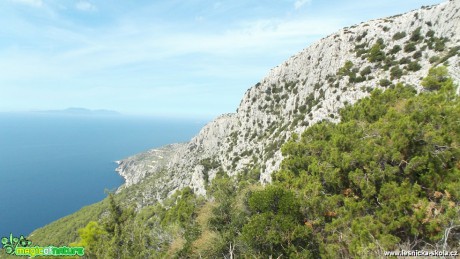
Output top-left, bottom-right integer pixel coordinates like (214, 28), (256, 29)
(19, 67), (459, 258)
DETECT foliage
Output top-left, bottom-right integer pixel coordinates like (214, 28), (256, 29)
(199, 157), (220, 184)
(242, 186), (315, 257)
(390, 66), (403, 80)
(421, 66), (453, 91)
(412, 50), (422, 59)
(338, 60), (354, 77)
(406, 61), (421, 71)
(425, 35), (448, 52)
(360, 66), (372, 77)
(409, 27), (422, 42)
(274, 74), (460, 257)
(389, 44), (402, 55)
(27, 64), (460, 258)
(368, 41), (386, 63)
(392, 31), (407, 40)
(74, 194), (151, 258)
(429, 55), (440, 64)
(404, 42), (417, 52)
(439, 46), (460, 64)
(29, 198), (110, 246)
(379, 78), (392, 87)
(70, 221), (106, 255)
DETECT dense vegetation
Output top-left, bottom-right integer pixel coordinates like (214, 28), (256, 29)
(273, 68), (459, 257)
(16, 67), (458, 258)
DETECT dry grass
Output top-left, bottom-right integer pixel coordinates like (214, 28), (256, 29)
(192, 230), (222, 257)
(195, 201), (216, 230)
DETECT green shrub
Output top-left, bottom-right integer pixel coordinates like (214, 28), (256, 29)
(412, 50), (422, 59)
(338, 61), (354, 77)
(392, 31), (406, 40)
(406, 61), (421, 72)
(356, 31), (368, 42)
(421, 66), (452, 91)
(368, 42), (385, 62)
(354, 76), (366, 83)
(389, 45), (401, 54)
(434, 39), (446, 52)
(242, 186), (313, 257)
(399, 57), (411, 64)
(382, 56), (398, 71)
(429, 55), (440, 64)
(276, 80), (460, 257)
(379, 78), (392, 87)
(390, 66), (403, 80)
(409, 27), (422, 42)
(425, 30), (435, 38)
(360, 66), (372, 76)
(404, 42), (417, 52)
(439, 46), (460, 63)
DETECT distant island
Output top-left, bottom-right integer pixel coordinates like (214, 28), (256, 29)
(36, 107), (120, 116)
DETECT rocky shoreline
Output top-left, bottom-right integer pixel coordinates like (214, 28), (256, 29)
(114, 143), (187, 191)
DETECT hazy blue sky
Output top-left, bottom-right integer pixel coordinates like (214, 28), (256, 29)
(0, 0), (443, 119)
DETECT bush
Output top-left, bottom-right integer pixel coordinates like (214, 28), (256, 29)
(368, 42), (385, 62)
(434, 38), (446, 52)
(425, 30), (435, 38)
(389, 45), (401, 54)
(390, 66), (403, 79)
(379, 78), (392, 87)
(392, 31), (406, 40)
(399, 57), (411, 64)
(242, 186), (313, 257)
(404, 42), (417, 52)
(382, 56), (398, 71)
(356, 31), (368, 42)
(360, 66), (372, 77)
(354, 76), (366, 83)
(276, 80), (460, 257)
(409, 27), (422, 42)
(412, 50), (422, 59)
(338, 61), (354, 75)
(406, 61), (421, 72)
(421, 66), (452, 91)
(429, 55), (440, 64)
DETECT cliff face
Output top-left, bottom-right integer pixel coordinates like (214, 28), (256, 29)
(115, 143), (187, 187)
(116, 0), (460, 206)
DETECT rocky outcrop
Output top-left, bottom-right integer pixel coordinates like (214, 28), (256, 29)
(115, 143), (187, 188)
(116, 0), (460, 206)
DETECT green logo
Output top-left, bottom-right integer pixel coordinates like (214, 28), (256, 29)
(1, 233), (84, 257)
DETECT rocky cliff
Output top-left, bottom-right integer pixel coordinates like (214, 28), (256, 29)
(116, 0), (460, 207)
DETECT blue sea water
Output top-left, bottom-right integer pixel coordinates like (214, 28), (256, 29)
(0, 113), (206, 239)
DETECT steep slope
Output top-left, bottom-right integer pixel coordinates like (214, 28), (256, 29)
(116, 0), (460, 207)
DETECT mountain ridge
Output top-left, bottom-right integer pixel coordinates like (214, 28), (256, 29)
(115, 0), (459, 207)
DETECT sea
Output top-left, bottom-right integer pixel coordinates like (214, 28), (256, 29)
(0, 113), (207, 239)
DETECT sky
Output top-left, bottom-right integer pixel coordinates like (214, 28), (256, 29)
(0, 0), (444, 120)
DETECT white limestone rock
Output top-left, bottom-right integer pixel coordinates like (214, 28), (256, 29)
(116, 0), (460, 205)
